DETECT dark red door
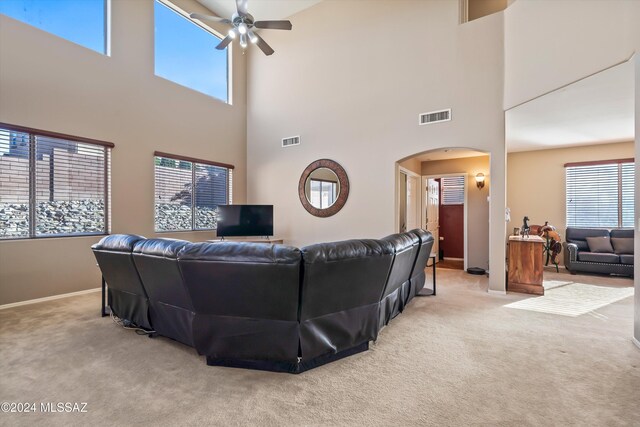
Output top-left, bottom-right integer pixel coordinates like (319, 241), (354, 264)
(439, 204), (463, 258)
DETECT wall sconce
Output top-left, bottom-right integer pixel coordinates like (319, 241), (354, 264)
(475, 173), (485, 189)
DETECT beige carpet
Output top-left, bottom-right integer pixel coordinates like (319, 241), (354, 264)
(0, 269), (638, 426)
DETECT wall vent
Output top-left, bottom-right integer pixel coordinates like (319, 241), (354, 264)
(419, 109), (452, 125)
(282, 136), (300, 147)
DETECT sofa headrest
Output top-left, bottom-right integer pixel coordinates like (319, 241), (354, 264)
(91, 234), (146, 252)
(133, 238), (190, 258)
(301, 239), (394, 264)
(409, 228), (434, 245)
(610, 229), (634, 239)
(178, 242), (301, 264)
(381, 232), (419, 253)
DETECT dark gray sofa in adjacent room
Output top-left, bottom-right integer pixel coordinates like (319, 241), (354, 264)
(564, 227), (634, 277)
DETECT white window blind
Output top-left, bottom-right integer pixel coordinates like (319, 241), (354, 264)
(154, 152), (233, 232)
(0, 124), (112, 239)
(441, 176), (464, 205)
(565, 160), (634, 228)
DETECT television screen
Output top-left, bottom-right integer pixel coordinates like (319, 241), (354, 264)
(217, 205), (274, 237)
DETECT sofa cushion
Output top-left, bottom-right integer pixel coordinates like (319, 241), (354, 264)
(566, 227), (610, 251)
(611, 237), (634, 255)
(610, 229), (634, 239)
(586, 236), (614, 253)
(619, 254), (634, 265)
(578, 252), (619, 263)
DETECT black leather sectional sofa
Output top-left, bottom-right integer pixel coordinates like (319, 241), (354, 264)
(92, 229), (434, 373)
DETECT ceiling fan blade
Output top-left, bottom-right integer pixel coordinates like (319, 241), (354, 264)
(216, 35), (233, 50)
(254, 33), (275, 56)
(236, 0), (249, 15)
(254, 20), (293, 30)
(189, 13), (231, 25)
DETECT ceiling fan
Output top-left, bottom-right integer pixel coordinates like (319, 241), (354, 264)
(190, 0), (292, 56)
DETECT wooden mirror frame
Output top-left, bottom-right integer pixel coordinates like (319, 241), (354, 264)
(298, 159), (349, 217)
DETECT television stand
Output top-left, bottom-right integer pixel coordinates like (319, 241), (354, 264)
(207, 237), (284, 244)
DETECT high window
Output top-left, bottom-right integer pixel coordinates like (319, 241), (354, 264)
(0, 0), (108, 54)
(565, 159), (634, 228)
(154, 152), (233, 232)
(0, 124), (112, 239)
(441, 176), (465, 205)
(154, 0), (229, 102)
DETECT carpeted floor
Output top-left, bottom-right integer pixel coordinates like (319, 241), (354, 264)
(0, 269), (637, 426)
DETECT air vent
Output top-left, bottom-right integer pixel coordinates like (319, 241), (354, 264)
(282, 136), (300, 147)
(419, 109), (451, 125)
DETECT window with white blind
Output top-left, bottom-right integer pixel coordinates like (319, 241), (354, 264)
(441, 176), (465, 205)
(0, 123), (112, 239)
(154, 152), (233, 232)
(565, 159), (634, 228)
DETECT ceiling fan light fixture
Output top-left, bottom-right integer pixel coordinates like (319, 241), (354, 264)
(238, 23), (248, 35)
(248, 29), (258, 44)
(239, 33), (248, 48)
(228, 28), (237, 39)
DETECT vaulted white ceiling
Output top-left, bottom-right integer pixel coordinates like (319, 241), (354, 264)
(506, 60), (634, 153)
(196, 0), (323, 20)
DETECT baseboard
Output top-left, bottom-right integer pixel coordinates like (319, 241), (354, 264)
(0, 288), (100, 310)
(633, 337), (640, 350)
(443, 257), (464, 261)
(487, 289), (507, 296)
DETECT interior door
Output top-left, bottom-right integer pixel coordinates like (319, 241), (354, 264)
(399, 173), (407, 232)
(426, 178), (440, 258)
(406, 175), (419, 231)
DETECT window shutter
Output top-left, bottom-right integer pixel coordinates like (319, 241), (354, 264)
(565, 161), (634, 228)
(0, 129), (31, 238)
(441, 176), (465, 205)
(154, 153), (233, 232)
(154, 157), (193, 232)
(194, 164), (228, 230)
(34, 135), (108, 236)
(0, 124), (111, 239)
(621, 162), (634, 228)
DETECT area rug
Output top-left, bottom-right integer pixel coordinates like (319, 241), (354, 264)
(504, 282), (634, 317)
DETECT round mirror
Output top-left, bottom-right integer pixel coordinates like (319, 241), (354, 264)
(299, 159), (349, 217)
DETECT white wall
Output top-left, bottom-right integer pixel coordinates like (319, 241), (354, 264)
(0, 0), (247, 305)
(247, 0), (507, 292)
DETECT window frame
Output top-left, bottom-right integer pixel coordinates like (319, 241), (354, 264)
(154, 0), (231, 104)
(153, 151), (234, 233)
(565, 158), (635, 229)
(0, 122), (113, 241)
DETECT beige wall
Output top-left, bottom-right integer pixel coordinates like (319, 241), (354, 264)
(421, 155), (490, 269)
(507, 142), (635, 265)
(0, 0), (247, 305)
(247, 0), (507, 292)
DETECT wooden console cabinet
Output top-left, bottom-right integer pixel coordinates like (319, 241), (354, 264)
(508, 235), (544, 295)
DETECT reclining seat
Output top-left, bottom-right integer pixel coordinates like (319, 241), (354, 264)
(407, 229), (435, 301)
(132, 238), (192, 346)
(92, 234), (151, 329)
(378, 232), (420, 330)
(177, 242), (302, 371)
(299, 239), (394, 368)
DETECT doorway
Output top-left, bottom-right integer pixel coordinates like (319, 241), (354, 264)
(424, 174), (466, 270)
(398, 167), (421, 232)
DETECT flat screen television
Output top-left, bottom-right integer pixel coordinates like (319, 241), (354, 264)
(217, 205), (274, 237)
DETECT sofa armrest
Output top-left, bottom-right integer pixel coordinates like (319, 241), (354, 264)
(564, 242), (578, 264)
